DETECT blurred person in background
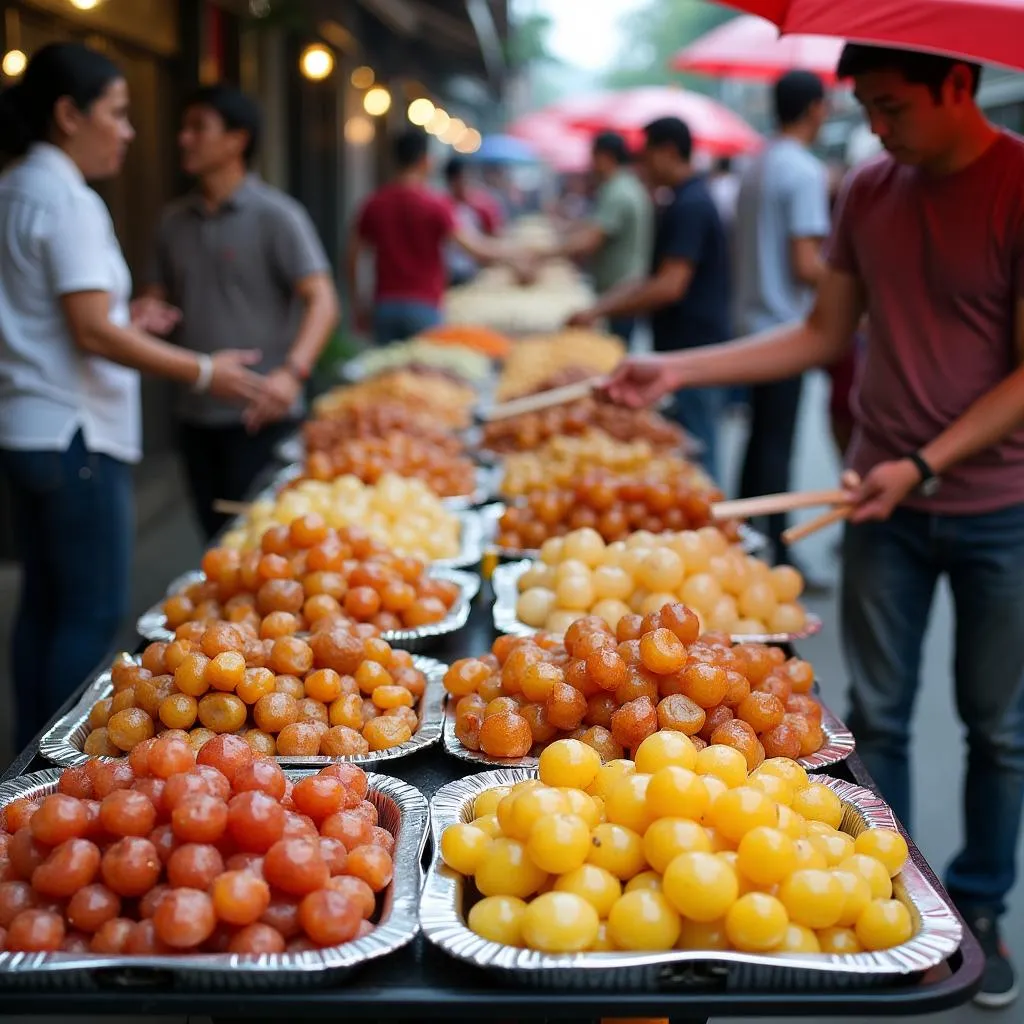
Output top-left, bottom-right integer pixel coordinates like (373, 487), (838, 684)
(545, 132), (653, 344)
(568, 117), (731, 479)
(444, 157), (497, 287)
(733, 70), (830, 569)
(348, 130), (524, 346)
(604, 46), (1024, 1005)
(708, 155), (741, 233)
(0, 46), (264, 747)
(144, 85), (339, 542)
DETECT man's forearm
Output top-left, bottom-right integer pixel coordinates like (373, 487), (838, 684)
(661, 319), (849, 390)
(591, 277), (674, 319)
(288, 279), (340, 376)
(921, 365), (1024, 475)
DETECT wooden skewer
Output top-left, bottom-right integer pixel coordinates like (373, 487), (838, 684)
(711, 488), (850, 522)
(780, 471), (863, 545)
(482, 377), (606, 422)
(213, 499), (250, 516)
(782, 506), (852, 545)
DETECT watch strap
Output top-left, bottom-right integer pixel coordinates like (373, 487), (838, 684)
(906, 451), (935, 484)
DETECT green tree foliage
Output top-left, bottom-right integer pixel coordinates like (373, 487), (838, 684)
(507, 10), (561, 69)
(605, 0), (736, 92)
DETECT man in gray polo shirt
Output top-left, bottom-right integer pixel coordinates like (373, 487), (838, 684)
(547, 132), (652, 344)
(143, 85), (339, 539)
(733, 70), (830, 565)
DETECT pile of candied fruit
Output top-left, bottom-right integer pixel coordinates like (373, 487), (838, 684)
(443, 602), (824, 764)
(0, 738), (392, 955)
(163, 517), (461, 638)
(441, 737), (913, 956)
(496, 474), (733, 551)
(83, 622), (428, 760)
(304, 433), (476, 499)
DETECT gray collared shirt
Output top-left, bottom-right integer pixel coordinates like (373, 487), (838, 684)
(149, 175), (330, 426)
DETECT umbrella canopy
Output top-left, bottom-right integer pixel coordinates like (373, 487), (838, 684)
(471, 134), (538, 165)
(545, 86), (763, 157)
(672, 14), (845, 83)
(719, 0), (1024, 73)
(507, 113), (595, 172)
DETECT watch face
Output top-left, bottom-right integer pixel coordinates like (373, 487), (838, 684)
(921, 476), (941, 497)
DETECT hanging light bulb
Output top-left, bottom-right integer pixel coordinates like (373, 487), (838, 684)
(299, 44), (334, 81)
(351, 66), (375, 89)
(407, 98), (435, 127)
(344, 116), (375, 146)
(1, 49), (26, 78)
(454, 128), (482, 155)
(69, 0), (103, 9)
(440, 117), (465, 145)
(363, 86), (392, 117)
(425, 108), (450, 136)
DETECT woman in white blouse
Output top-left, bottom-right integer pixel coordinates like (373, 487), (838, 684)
(0, 43), (267, 749)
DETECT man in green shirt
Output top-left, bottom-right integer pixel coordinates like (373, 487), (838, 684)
(551, 132), (653, 343)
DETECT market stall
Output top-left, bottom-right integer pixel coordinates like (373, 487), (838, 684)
(0, 326), (982, 1021)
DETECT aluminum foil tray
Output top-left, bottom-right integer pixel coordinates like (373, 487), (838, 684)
(420, 768), (961, 991)
(137, 567), (480, 651)
(442, 696), (854, 774)
(480, 504), (768, 561)
(0, 768), (427, 990)
(491, 559), (821, 647)
(40, 656), (449, 770)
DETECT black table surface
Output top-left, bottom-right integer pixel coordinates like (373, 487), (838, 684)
(0, 491), (985, 1020)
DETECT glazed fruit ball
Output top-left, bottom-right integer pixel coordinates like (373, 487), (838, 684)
(443, 602), (824, 765)
(304, 432), (476, 500)
(514, 527), (808, 638)
(441, 738), (913, 956)
(303, 402), (467, 454)
(83, 623), (428, 759)
(312, 370), (476, 430)
(496, 474), (737, 553)
(500, 431), (713, 499)
(166, 518), (461, 637)
(0, 751), (391, 954)
(482, 398), (685, 456)
(221, 477), (460, 562)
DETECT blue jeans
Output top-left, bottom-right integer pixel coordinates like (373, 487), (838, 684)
(607, 316), (636, 346)
(843, 505), (1024, 916)
(663, 388), (725, 483)
(0, 431), (133, 751)
(373, 300), (443, 346)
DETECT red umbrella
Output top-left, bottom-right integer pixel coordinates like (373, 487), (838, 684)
(546, 87), (763, 157)
(507, 112), (595, 172)
(672, 15), (845, 83)
(720, 0), (1024, 72)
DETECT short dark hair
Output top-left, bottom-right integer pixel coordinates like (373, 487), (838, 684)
(0, 43), (121, 159)
(774, 70), (826, 126)
(837, 43), (982, 101)
(445, 156), (467, 183)
(593, 131), (630, 165)
(186, 84), (262, 162)
(394, 129), (429, 170)
(643, 117), (693, 161)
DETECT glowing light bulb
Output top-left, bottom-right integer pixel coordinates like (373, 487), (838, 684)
(408, 98), (435, 126)
(1, 50), (26, 78)
(299, 44), (334, 81)
(363, 86), (392, 117)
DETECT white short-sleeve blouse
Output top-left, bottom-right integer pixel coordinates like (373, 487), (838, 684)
(0, 143), (140, 463)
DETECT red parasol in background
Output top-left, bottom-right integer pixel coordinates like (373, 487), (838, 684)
(672, 15), (845, 83)
(547, 86), (763, 157)
(507, 112), (595, 173)
(719, 0), (1024, 72)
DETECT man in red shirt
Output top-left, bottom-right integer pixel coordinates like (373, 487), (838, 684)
(348, 131), (513, 344)
(605, 45), (1024, 1008)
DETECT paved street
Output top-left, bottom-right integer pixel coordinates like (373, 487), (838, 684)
(0, 374), (1015, 1022)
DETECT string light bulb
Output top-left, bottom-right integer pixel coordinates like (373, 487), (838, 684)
(440, 117), (466, 145)
(69, 0), (103, 9)
(351, 66), (375, 89)
(363, 86), (392, 117)
(454, 128), (482, 154)
(426, 108), (450, 136)
(299, 44), (334, 81)
(344, 116), (375, 146)
(1, 49), (26, 78)
(407, 98), (435, 126)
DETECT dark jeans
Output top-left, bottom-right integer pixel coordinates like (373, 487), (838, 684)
(373, 300), (443, 346)
(0, 431), (133, 751)
(662, 389), (725, 483)
(738, 374), (804, 561)
(842, 505), (1024, 917)
(177, 419), (299, 541)
(607, 316), (636, 346)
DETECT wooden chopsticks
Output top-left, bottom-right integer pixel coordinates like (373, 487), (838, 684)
(714, 473), (862, 546)
(481, 377), (607, 422)
(213, 499), (250, 516)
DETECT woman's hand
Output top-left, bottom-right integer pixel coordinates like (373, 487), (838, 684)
(242, 368), (302, 433)
(130, 297), (181, 336)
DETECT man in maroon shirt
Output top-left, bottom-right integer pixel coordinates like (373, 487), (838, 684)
(347, 130), (515, 344)
(605, 45), (1024, 1007)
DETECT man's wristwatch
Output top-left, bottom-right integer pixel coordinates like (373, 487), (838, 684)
(906, 451), (940, 497)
